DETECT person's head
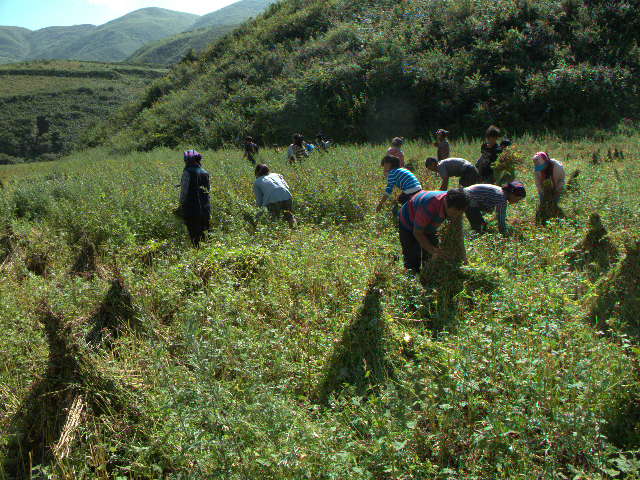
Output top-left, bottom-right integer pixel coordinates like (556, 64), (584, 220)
(500, 139), (511, 149)
(391, 137), (404, 148)
(255, 163), (269, 177)
(293, 133), (304, 147)
(444, 187), (468, 219)
(436, 129), (448, 141)
(486, 125), (500, 145)
(184, 149), (202, 167)
(381, 155), (401, 173)
(424, 156), (438, 172)
(502, 181), (526, 204)
(245, 136), (253, 143)
(532, 151), (550, 172)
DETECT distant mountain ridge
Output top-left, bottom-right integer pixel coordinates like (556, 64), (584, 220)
(0, 1), (273, 65)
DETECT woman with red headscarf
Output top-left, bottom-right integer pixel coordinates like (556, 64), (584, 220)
(532, 151), (565, 205)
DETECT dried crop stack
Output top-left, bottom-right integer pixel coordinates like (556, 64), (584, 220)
(3, 303), (144, 477)
(493, 147), (525, 185)
(536, 179), (564, 225)
(564, 213), (618, 279)
(69, 238), (99, 277)
(587, 239), (640, 335)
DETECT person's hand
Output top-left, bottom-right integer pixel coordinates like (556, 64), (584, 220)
(433, 248), (451, 259)
(375, 204), (382, 213)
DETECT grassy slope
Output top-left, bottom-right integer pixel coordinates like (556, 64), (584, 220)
(125, 24), (237, 66)
(0, 26), (31, 63)
(191, 0), (274, 29)
(92, 0), (640, 153)
(25, 25), (97, 60)
(0, 60), (168, 162)
(0, 136), (639, 477)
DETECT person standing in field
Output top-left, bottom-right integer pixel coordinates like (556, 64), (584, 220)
(179, 149), (211, 247)
(475, 125), (510, 183)
(287, 134), (309, 165)
(533, 151), (565, 204)
(376, 155), (422, 212)
(398, 188), (469, 272)
(434, 129), (450, 161)
(243, 136), (259, 165)
(424, 156), (479, 191)
(464, 181), (526, 235)
(386, 137), (405, 168)
(253, 164), (297, 229)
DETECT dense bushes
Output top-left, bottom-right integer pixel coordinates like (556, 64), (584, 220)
(86, 0), (640, 152)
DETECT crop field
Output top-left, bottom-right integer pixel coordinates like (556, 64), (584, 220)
(0, 135), (639, 479)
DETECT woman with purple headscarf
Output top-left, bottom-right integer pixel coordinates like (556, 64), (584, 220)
(179, 149), (211, 247)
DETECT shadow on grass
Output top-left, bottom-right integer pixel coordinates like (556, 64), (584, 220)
(311, 270), (395, 405)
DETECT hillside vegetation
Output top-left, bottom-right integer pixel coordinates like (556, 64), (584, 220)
(0, 135), (639, 478)
(0, 8), (198, 64)
(125, 0), (274, 66)
(89, 0), (640, 153)
(0, 60), (167, 163)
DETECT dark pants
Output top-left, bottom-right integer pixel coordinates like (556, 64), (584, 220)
(459, 166), (480, 187)
(266, 198), (294, 222)
(185, 215), (210, 247)
(465, 206), (487, 233)
(399, 225), (439, 272)
(396, 190), (421, 206)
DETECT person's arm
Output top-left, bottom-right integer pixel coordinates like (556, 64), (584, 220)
(178, 170), (189, 206)
(413, 228), (451, 259)
(495, 202), (508, 235)
(376, 195), (388, 212)
(253, 181), (263, 207)
(534, 171), (543, 198)
(439, 176), (449, 191)
(459, 218), (468, 265)
(242, 147), (247, 158)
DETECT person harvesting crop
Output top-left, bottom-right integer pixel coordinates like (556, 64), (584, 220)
(425, 156), (479, 191)
(533, 151), (565, 204)
(434, 129), (450, 161)
(386, 137), (405, 168)
(464, 181), (526, 236)
(376, 155), (422, 212)
(178, 150), (211, 247)
(475, 125), (511, 183)
(398, 188), (469, 272)
(242, 136), (259, 165)
(287, 134), (309, 165)
(253, 164), (297, 229)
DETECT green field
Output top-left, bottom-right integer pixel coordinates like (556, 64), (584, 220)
(0, 135), (639, 478)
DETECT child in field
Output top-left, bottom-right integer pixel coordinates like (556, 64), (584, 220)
(287, 134), (309, 165)
(376, 155), (422, 212)
(386, 137), (405, 168)
(425, 156), (479, 190)
(316, 133), (329, 152)
(253, 164), (297, 229)
(533, 151), (565, 204)
(464, 181), (526, 236)
(398, 188), (469, 272)
(178, 150), (211, 247)
(242, 136), (259, 165)
(434, 129), (450, 161)
(475, 125), (510, 183)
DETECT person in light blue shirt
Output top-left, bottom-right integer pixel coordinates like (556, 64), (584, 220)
(375, 155), (422, 212)
(253, 164), (296, 228)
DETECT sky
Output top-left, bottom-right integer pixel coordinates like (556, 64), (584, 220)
(0, 0), (240, 31)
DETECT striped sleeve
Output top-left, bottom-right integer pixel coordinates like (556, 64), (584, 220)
(384, 170), (398, 196)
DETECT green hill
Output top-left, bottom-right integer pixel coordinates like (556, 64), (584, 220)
(125, 0), (275, 66)
(191, 0), (274, 29)
(90, 0), (640, 153)
(125, 24), (236, 66)
(0, 60), (168, 163)
(0, 8), (199, 64)
(0, 26), (31, 63)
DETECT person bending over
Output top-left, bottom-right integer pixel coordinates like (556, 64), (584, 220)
(253, 163), (297, 229)
(376, 155), (422, 212)
(425, 156), (479, 191)
(533, 151), (565, 205)
(464, 181), (526, 236)
(398, 187), (469, 272)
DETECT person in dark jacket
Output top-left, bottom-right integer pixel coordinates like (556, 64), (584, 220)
(179, 149), (211, 247)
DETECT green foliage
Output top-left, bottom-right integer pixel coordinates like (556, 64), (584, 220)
(90, 0), (640, 153)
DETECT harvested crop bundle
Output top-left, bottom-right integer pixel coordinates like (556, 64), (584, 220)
(564, 213), (618, 280)
(493, 147), (525, 185)
(536, 180), (564, 225)
(587, 239), (640, 336)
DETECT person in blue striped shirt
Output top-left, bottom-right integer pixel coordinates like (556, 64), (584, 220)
(464, 181), (526, 235)
(376, 155), (422, 212)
